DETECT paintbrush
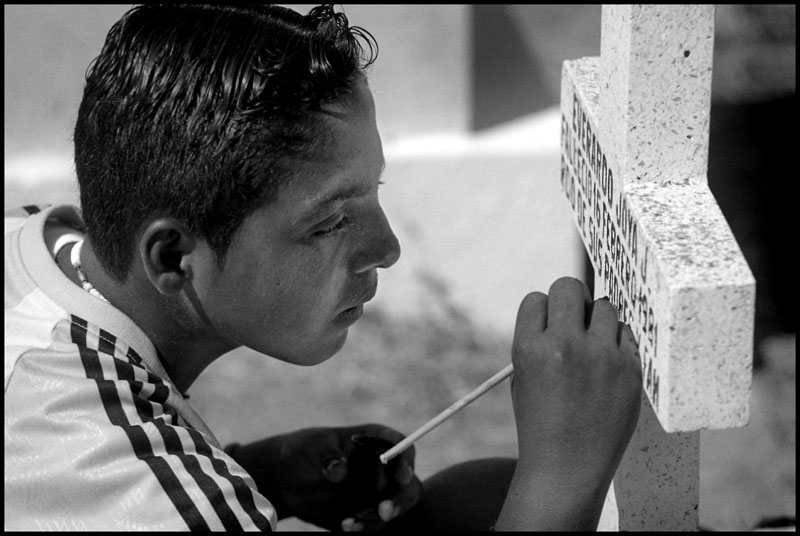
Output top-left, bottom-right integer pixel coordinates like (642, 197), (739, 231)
(379, 363), (514, 464)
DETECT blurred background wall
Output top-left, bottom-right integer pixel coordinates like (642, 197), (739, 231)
(4, 5), (795, 531)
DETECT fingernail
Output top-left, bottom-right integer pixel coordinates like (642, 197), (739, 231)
(378, 500), (394, 522)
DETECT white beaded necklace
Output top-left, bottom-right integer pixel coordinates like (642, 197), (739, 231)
(70, 240), (110, 303)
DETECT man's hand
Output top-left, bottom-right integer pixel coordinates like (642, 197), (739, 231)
(227, 424), (422, 531)
(496, 277), (643, 530)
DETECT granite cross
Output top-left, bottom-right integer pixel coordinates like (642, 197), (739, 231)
(559, 5), (755, 530)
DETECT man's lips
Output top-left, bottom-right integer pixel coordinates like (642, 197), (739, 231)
(341, 282), (378, 314)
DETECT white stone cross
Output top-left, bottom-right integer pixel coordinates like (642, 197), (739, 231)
(559, 5), (755, 530)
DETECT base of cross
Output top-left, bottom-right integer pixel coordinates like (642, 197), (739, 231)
(599, 389), (700, 531)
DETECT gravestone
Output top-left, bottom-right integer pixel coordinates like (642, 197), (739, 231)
(559, 5), (755, 530)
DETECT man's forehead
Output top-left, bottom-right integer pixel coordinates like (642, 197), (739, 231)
(270, 76), (383, 221)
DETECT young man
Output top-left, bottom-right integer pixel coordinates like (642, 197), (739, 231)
(4, 4), (642, 531)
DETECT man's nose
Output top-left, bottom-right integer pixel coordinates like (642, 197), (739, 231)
(353, 208), (401, 273)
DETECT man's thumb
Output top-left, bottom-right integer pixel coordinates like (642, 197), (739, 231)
(322, 455), (348, 483)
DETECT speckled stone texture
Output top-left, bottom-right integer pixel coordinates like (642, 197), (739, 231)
(612, 391), (701, 531)
(599, 4), (714, 190)
(561, 6), (756, 530)
(560, 5), (755, 434)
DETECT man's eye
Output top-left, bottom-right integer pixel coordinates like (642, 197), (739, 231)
(312, 217), (349, 238)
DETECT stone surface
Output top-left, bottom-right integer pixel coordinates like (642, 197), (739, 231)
(599, 4), (714, 189)
(560, 5), (757, 531)
(560, 7), (755, 434)
(612, 391), (701, 531)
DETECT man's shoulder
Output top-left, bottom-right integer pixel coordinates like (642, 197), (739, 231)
(4, 202), (87, 343)
(4, 314), (277, 531)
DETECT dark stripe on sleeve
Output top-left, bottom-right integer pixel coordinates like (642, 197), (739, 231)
(101, 322), (271, 530)
(70, 316), (211, 531)
(187, 429), (276, 531)
(126, 346), (144, 367)
(113, 352), (246, 531)
(97, 328), (117, 357)
(125, 347), (177, 423)
(131, 337), (272, 529)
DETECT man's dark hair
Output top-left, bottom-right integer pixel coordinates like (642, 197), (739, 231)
(74, 4), (378, 281)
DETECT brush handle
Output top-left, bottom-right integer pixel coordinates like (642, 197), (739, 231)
(379, 364), (514, 464)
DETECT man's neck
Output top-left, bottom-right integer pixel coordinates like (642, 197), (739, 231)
(58, 240), (235, 393)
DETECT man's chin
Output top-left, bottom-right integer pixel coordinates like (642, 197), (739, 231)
(272, 329), (349, 367)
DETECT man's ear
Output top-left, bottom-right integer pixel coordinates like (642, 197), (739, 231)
(139, 219), (197, 295)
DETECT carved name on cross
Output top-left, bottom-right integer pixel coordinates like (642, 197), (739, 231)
(559, 5), (756, 530)
(559, 5), (755, 434)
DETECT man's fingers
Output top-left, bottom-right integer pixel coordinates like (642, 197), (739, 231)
(352, 424), (416, 485)
(516, 291), (548, 335)
(587, 296), (620, 338)
(358, 423), (405, 446)
(378, 499), (395, 522)
(547, 277), (591, 331)
(618, 322), (640, 355)
(386, 475), (423, 520)
(392, 457), (414, 486)
(305, 428), (350, 481)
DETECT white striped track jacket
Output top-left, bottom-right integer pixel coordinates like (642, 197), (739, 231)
(4, 205), (277, 530)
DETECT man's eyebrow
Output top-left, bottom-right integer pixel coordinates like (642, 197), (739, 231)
(299, 161), (385, 222)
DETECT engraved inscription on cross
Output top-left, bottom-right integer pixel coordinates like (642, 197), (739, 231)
(560, 5), (755, 433)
